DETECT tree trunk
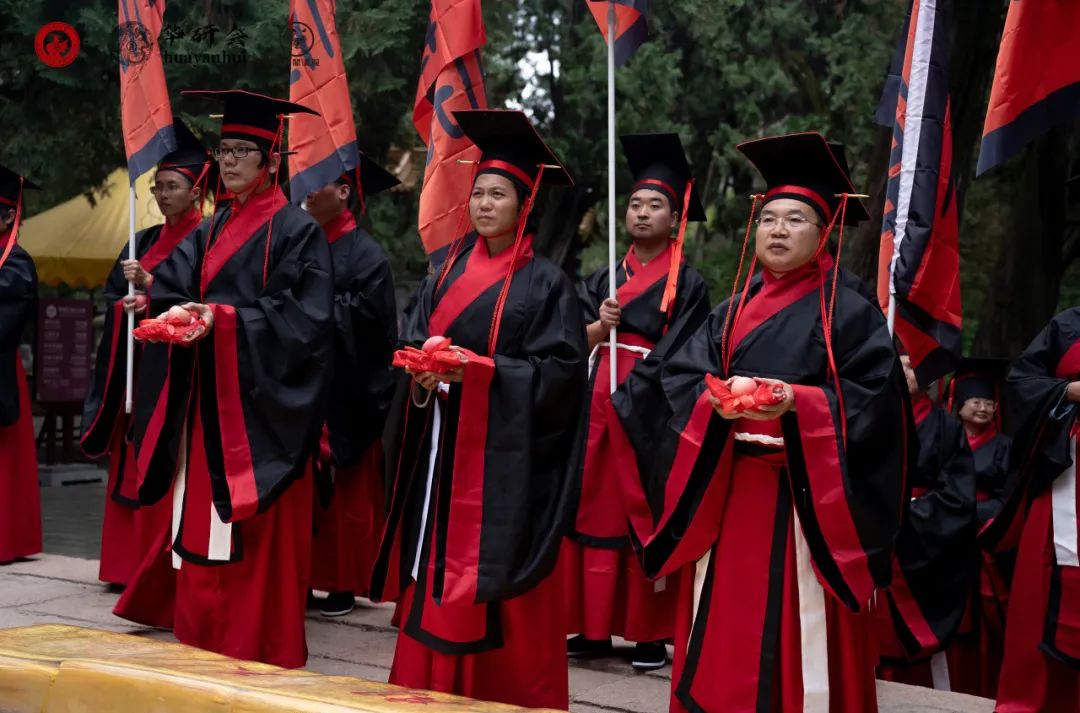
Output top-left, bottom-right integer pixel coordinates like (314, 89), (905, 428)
(973, 129), (1071, 355)
(948, 0), (1008, 214)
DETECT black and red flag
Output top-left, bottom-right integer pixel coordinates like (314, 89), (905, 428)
(876, 0), (962, 388)
(118, 0), (176, 180)
(976, 0), (1080, 175)
(287, 0), (361, 202)
(586, 1), (649, 67)
(414, 0), (488, 257)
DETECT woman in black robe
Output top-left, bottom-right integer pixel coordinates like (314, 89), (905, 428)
(369, 110), (586, 710)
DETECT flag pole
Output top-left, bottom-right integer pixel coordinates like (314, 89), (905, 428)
(125, 183), (136, 414)
(606, 1), (618, 394)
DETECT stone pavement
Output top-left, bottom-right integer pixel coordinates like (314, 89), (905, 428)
(1, 480), (996, 713)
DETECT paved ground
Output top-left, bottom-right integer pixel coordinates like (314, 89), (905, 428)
(1, 475), (995, 713)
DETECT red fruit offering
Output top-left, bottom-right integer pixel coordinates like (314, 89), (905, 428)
(133, 315), (206, 344)
(423, 335), (451, 352)
(729, 376), (757, 396)
(704, 374), (787, 415)
(393, 337), (461, 374)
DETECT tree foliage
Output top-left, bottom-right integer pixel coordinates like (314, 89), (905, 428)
(0, 0), (1077, 355)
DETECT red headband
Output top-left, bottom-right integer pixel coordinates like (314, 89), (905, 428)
(478, 160), (535, 190)
(221, 123), (278, 141)
(632, 178), (678, 203)
(159, 164), (200, 184)
(0, 196), (14, 207)
(764, 184), (833, 222)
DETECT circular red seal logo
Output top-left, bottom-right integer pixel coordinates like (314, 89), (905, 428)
(35, 22), (81, 68)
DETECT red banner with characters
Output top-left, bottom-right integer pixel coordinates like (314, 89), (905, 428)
(414, 0), (488, 257)
(287, 0), (361, 203)
(118, 0), (176, 182)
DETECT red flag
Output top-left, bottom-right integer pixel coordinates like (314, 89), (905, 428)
(876, 0), (962, 387)
(415, 0), (488, 257)
(586, 1), (649, 67)
(977, 0), (1080, 175)
(118, 0), (176, 183)
(287, 0), (360, 203)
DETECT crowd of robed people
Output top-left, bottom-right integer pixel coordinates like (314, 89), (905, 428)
(1, 88), (1080, 713)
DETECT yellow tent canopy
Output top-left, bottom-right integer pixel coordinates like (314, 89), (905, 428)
(20, 169), (168, 289)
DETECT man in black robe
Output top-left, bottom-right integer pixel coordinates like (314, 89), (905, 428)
(611, 132), (912, 712)
(990, 307), (1080, 711)
(82, 119), (213, 588)
(302, 156), (399, 617)
(0, 164), (41, 564)
(116, 90), (333, 669)
(563, 133), (710, 669)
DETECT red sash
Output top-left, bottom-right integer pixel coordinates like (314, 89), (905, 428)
(428, 235), (534, 340)
(201, 186), (288, 293)
(967, 422), (999, 452)
(616, 243), (671, 307)
(141, 209), (202, 272)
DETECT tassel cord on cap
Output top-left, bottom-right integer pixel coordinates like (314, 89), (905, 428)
(487, 164), (546, 356)
(720, 194), (762, 376)
(0, 176), (24, 272)
(433, 160), (481, 296)
(659, 178), (695, 316)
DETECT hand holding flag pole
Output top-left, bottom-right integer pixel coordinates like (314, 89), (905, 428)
(118, 0), (176, 413)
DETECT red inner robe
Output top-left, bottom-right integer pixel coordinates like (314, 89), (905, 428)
(562, 244), (708, 643)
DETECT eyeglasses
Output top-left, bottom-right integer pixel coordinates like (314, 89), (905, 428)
(756, 215), (820, 231)
(213, 145), (256, 160)
(964, 398), (997, 410)
(150, 183), (188, 195)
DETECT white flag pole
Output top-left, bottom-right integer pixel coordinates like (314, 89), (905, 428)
(125, 183), (136, 414)
(607, 1), (618, 394)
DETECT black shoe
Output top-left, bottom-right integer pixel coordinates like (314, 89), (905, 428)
(305, 590), (321, 610)
(631, 641), (668, 671)
(320, 591), (356, 618)
(567, 634), (613, 657)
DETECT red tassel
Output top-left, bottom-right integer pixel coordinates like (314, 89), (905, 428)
(818, 195), (850, 446)
(659, 178), (695, 314)
(353, 165), (366, 216)
(0, 176), (24, 272)
(261, 114), (287, 287)
(720, 194), (762, 376)
(487, 165), (546, 356)
(434, 161), (481, 295)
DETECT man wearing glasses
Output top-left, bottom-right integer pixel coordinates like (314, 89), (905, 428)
(610, 133), (912, 712)
(115, 90), (333, 669)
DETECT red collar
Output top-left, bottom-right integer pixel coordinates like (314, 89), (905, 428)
(966, 422), (999, 452)
(322, 210), (357, 245)
(624, 242), (672, 276)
